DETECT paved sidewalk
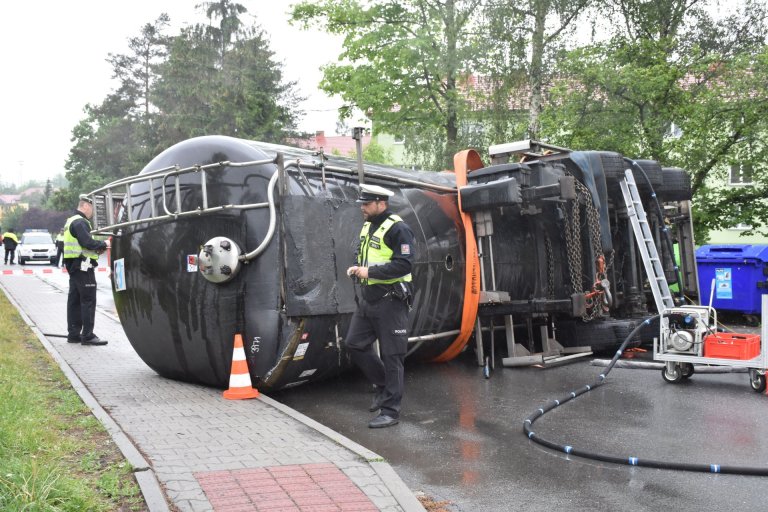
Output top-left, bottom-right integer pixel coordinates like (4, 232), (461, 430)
(0, 272), (424, 512)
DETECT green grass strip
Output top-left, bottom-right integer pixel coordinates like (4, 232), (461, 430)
(0, 290), (145, 511)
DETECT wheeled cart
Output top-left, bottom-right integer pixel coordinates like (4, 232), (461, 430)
(654, 294), (767, 393)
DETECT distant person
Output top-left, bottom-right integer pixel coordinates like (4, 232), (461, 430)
(345, 184), (415, 429)
(63, 194), (109, 346)
(55, 229), (65, 267)
(2, 228), (19, 264)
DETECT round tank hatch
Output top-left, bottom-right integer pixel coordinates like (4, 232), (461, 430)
(198, 236), (242, 284)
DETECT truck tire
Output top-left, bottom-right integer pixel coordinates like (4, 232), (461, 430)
(632, 159), (663, 191)
(657, 167), (692, 201)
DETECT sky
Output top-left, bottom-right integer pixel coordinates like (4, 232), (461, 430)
(0, 1), (346, 186)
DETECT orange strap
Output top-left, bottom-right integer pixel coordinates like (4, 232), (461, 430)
(432, 150), (483, 362)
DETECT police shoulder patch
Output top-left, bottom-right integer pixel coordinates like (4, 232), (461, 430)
(401, 244), (411, 255)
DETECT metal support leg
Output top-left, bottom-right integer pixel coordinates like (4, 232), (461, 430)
(474, 317), (484, 367)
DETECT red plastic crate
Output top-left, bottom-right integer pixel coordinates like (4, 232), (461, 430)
(703, 333), (761, 360)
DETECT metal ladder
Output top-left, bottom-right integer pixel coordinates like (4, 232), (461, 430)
(619, 169), (675, 313)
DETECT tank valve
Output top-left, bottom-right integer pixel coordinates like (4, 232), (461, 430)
(198, 236), (242, 284)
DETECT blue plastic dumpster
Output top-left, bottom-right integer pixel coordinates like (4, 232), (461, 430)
(696, 244), (768, 315)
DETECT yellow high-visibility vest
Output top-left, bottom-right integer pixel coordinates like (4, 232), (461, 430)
(358, 214), (412, 285)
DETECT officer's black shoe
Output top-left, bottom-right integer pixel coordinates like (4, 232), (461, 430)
(368, 414), (399, 428)
(82, 335), (108, 346)
(66, 337), (81, 343)
(369, 387), (385, 412)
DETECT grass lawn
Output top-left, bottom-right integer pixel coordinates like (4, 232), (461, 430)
(0, 291), (147, 511)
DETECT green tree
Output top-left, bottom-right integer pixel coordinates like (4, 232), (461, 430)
(541, 0), (768, 241)
(292, 0), (482, 171)
(154, 23), (301, 144)
(43, 179), (53, 204)
(65, 6), (302, 201)
(197, 0), (248, 64)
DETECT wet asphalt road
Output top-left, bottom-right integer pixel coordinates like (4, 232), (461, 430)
(273, 338), (768, 511)
(30, 263), (766, 510)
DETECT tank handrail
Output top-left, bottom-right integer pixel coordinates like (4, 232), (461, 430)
(90, 201), (270, 236)
(240, 170), (279, 261)
(88, 151), (458, 236)
(89, 157), (278, 195)
(292, 161), (457, 193)
(89, 157), (279, 234)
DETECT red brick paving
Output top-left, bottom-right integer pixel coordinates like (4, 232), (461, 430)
(195, 463), (378, 512)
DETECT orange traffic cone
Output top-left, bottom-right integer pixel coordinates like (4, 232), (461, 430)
(223, 334), (259, 400)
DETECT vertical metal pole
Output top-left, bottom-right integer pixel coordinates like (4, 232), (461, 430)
(174, 176), (182, 214)
(149, 178), (157, 219)
(125, 184), (132, 222)
(352, 126), (365, 185)
(106, 189), (114, 225)
(200, 167), (208, 210)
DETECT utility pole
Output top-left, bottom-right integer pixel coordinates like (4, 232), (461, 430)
(352, 127), (365, 184)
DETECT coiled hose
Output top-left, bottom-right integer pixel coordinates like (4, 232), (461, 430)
(523, 315), (768, 476)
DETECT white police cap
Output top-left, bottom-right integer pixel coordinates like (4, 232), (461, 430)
(356, 184), (394, 203)
(79, 194), (93, 204)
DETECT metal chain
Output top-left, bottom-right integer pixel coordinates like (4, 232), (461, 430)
(562, 200), (582, 297)
(545, 234), (555, 299)
(562, 176), (610, 322)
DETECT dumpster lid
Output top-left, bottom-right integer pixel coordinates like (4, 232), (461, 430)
(695, 244), (768, 262)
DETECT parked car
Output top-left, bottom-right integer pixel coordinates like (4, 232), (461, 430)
(18, 230), (57, 265)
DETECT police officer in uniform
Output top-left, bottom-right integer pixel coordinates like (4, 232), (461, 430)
(64, 194), (109, 346)
(346, 184), (415, 428)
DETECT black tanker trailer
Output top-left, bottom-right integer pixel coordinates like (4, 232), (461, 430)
(88, 136), (697, 390)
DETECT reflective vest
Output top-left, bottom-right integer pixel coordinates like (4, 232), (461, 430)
(63, 215), (99, 261)
(358, 214), (412, 285)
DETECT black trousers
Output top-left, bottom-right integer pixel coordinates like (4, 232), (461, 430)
(345, 295), (409, 418)
(4, 248), (15, 263)
(67, 268), (98, 340)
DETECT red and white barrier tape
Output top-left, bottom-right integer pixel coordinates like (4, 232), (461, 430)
(0, 267), (109, 275)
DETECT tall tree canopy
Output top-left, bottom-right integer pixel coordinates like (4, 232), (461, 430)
(292, 0), (594, 169)
(61, 4), (302, 203)
(541, 0), (768, 241)
(292, 0), (483, 171)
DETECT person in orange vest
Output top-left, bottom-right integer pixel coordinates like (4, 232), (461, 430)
(2, 228), (19, 264)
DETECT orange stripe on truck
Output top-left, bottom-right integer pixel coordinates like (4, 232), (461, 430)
(432, 150), (483, 362)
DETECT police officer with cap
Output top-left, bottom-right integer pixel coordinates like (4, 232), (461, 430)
(63, 194), (109, 345)
(346, 183), (415, 428)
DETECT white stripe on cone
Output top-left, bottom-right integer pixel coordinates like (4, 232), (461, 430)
(228, 373), (253, 388)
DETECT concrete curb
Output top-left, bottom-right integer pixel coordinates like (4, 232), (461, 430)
(260, 394), (425, 512)
(0, 279), (170, 512)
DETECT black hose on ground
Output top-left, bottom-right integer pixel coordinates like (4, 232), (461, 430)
(523, 315), (768, 476)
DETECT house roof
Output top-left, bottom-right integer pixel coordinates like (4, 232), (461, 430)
(20, 187), (45, 197)
(292, 131), (372, 158)
(0, 194), (21, 205)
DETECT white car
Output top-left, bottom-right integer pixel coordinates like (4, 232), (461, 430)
(18, 230), (57, 265)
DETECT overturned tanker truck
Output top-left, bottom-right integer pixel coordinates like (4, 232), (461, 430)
(88, 135), (698, 391)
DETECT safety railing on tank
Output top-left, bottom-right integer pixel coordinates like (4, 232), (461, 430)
(88, 153), (456, 235)
(88, 156), (279, 236)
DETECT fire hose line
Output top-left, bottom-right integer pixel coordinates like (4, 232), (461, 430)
(523, 315), (768, 476)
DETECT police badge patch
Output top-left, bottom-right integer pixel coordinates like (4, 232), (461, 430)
(401, 244), (411, 255)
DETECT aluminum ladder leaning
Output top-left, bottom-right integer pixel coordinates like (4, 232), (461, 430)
(619, 169), (675, 313)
